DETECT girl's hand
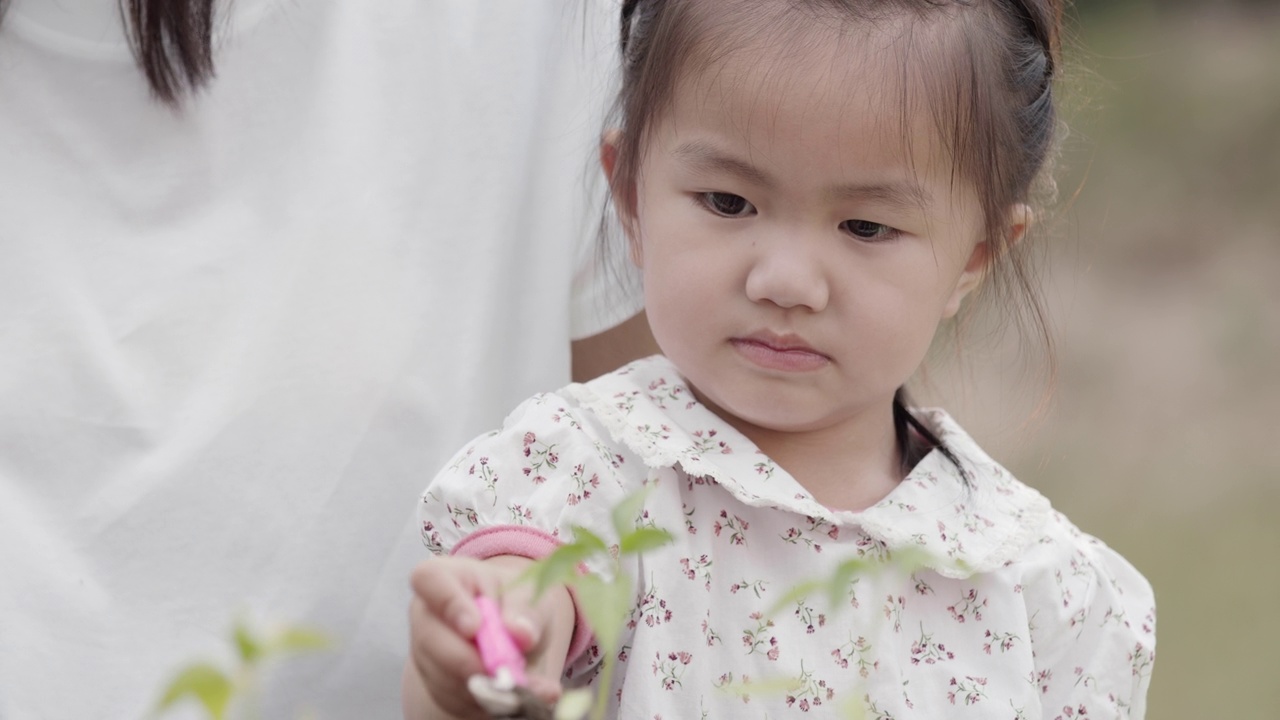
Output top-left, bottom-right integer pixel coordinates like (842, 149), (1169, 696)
(405, 555), (573, 719)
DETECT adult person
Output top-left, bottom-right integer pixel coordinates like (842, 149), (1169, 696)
(0, 0), (654, 717)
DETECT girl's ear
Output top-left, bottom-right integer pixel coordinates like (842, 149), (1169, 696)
(600, 129), (643, 267)
(942, 203), (1033, 318)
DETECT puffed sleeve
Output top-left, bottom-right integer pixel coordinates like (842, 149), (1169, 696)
(418, 391), (637, 665)
(1021, 512), (1157, 719)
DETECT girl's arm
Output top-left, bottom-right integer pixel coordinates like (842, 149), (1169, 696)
(403, 555), (576, 720)
(1022, 521), (1156, 718)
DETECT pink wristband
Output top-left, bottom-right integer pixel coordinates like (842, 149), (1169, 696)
(453, 525), (596, 666)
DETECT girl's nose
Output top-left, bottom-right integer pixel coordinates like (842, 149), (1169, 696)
(743, 236), (830, 312)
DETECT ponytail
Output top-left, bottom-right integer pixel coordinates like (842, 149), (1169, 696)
(893, 387), (969, 484)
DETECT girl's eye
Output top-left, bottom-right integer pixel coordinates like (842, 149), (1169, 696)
(841, 219), (900, 241)
(700, 192), (755, 218)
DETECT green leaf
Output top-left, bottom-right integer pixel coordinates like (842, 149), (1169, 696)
(610, 487), (654, 539)
(571, 573), (633, 654)
(554, 688), (594, 720)
(153, 663), (233, 720)
(233, 621), (262, 665)
(618, 527), (674, 556)
(262, 626), (331, 657)
(713, 674), (804, 699)
(526, 542), (595, 596)
(826, 558), (875, 609)
(766, 579), (825, 619)
(568, 526), (608, 556)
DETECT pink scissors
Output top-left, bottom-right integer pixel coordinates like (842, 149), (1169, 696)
(473, 594), (528, 687)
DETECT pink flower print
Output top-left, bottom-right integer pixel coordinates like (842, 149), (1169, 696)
(701, 612), (722, 647)
(742, 612), (776, 655)
(833, 635), (878, 677)
(521, 438), (559, 481)
(909, 623), (953, 665)
(421, 521), (444, 554)
(793, 600), (823, 634)
(913, 574), (934, 595)
(883, 594), (906, 633)
(567, 493), (580, 506)
(446, 503), (480, 529)
(1129, 641), (1155, 679)
(729, 579), (768, 598)
(788, 660), (830, 710)
(1034, 669), (1054, 694)
(947, 588), (988, 624)
(632, 578), (673, 629)
(982, 629), (1019, 654)
(683, 503), (698, 535)
(827, 526), (840, 540)
(854, 533), (891, 561)
(946, 676), (988, 706)
(653, 650), (690, 690)
(714, 510), (749, 545)
(753, 460), (777, 480)
(679, 555), (713, 590)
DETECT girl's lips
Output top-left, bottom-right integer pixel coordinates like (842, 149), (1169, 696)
(730, 335), (830, 372)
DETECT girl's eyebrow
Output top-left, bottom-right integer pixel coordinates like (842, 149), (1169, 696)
(673, 139), (932, 210)
(828, 179), (933, 211)
(673, 140), (773, 188)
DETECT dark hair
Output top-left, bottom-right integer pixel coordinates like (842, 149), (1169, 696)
(0, 0), (217, 106)
(608, 0), (1067, 478)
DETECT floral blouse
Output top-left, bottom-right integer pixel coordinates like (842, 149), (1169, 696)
(419, 356), (1155, 719)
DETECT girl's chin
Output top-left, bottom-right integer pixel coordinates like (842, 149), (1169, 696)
(705, 399), (835, 436)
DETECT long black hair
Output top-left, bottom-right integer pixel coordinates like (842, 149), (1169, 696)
(0, 0), (217, 106)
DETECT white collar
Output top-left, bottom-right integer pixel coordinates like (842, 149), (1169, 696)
(568, 355), (1051, 578)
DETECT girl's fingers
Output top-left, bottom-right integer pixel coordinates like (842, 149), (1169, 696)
(524, 673), (565, 706)
(408, 596), (487, 718)
(410, 557), (500, 638)
(502, 612), (540, 654)
(408, 555), (569, 716)
(408, 595), (484, 679)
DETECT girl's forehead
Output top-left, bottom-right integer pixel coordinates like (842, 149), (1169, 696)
(666, 14), (956, 178)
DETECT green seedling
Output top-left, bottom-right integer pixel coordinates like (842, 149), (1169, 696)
(521, 486), (674, 720)
(152, 619), (331, 720)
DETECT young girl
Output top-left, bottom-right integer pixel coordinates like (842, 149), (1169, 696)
(405, 1), (1156, 718)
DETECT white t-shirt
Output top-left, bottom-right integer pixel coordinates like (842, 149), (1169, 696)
(0, 1), (635, 717)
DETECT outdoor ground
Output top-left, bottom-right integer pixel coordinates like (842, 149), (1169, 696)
(916, 3), (1280, 718)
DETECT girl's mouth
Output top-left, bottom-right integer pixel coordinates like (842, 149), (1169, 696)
(730, 332), (830, 372)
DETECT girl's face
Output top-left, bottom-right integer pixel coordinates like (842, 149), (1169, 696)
(616, 21), (992, 441)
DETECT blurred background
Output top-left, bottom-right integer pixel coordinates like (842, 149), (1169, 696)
(919, 0), (1280, 717)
